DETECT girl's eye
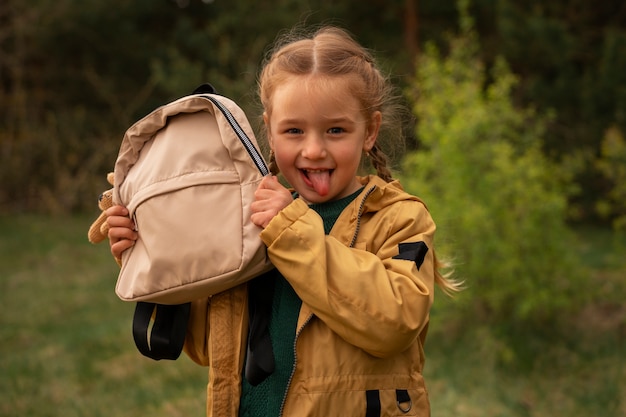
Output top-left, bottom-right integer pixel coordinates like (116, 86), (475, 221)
(328, 127), (344, 135)
(286, 128), (302, 135)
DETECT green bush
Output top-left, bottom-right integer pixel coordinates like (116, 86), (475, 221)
(595, 125), (626, 231)
(401, 8), (586, 337)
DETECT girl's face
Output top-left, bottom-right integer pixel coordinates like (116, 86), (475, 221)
(265, 76), (381, 204)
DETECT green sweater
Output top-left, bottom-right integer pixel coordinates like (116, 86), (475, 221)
(238, 189), (362, 417)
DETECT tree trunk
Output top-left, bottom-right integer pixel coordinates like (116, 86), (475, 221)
(404, 0), (419, 68)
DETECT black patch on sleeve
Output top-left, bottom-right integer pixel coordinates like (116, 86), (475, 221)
(393, 241), (429, 270)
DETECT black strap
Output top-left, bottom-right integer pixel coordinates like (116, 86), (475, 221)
(244, 269), (277, 385)
(132, 302), (191, 361)
(365, 390), (381, 417)
(396, 389), (412, 413)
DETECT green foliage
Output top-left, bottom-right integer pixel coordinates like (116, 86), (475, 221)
(1, 0), (625, 219)
(481, 0), (626, 223)
(0, 214), (208, 416)
(595, 125), (626, 231)
(402, 8), (585, 332)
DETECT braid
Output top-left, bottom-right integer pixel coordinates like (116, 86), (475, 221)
(268, 150), (280, 176)
(368, 143), (394, 183)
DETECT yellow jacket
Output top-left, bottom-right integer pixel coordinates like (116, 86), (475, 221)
(184, 175), (436, 416)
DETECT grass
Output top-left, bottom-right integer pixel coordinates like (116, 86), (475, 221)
(0, 215), (206, 417)
(1, 215), (624, 416)
(424, 225), (626, 417)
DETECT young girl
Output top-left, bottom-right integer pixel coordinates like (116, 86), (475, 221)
(107, 26), (459, 417)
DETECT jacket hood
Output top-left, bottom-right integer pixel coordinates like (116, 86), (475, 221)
(356, 175), (426, 215)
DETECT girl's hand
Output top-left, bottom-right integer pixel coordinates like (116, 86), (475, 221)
(251, 175), (293, 229)
(106, 205), (137, 259)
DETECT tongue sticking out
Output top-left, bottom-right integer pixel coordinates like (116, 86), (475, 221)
(306, 170), (331, 196)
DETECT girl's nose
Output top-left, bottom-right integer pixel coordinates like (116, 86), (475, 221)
(301, 134), (327, 159)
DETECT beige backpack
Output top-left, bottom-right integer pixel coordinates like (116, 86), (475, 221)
(112, 87), (273, 305)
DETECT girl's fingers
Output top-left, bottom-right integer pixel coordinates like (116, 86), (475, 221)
(105, 205), (135, 231)
(110, 237), (135, 259)
(104, 205), (137, 259)
(108, 226), (137, 242)
(257, 175), (283, 191)
(105, 205), (128, 217)
(250, 211), (273, 229)
(107, 215), (135, 230)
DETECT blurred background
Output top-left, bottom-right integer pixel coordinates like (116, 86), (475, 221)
(1, 0), (624, 416)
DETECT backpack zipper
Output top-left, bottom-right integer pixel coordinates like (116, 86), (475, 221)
(201, 95), (270, 176)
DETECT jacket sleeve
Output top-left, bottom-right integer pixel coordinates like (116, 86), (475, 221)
(260, 198), (436, 358)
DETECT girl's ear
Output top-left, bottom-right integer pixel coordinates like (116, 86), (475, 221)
(363, 111), (382, 152)
(263, 112), (274, 150)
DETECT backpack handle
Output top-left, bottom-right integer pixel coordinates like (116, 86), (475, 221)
(192, 83), (217, 94)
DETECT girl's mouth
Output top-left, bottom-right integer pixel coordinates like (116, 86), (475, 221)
(302, 169), (332, 196)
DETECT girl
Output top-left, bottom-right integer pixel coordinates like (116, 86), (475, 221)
(107, 26), (459, 417)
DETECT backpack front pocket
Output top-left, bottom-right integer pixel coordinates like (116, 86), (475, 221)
(117, 171), (247, 302)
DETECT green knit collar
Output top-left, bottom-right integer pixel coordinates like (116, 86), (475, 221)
(308, 187), (364, 234)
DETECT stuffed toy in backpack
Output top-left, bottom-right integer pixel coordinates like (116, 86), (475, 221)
(88, 172), (114, 244)
(88, 172), (122, 266)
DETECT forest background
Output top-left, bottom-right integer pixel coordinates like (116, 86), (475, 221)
(1, 0), (625, 416)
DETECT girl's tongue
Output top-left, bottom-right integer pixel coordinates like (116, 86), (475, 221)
(305, 170), (330, 196)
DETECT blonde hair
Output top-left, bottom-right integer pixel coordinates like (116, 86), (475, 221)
(258, 26), (461, 295)
(258, 26), (401, 182)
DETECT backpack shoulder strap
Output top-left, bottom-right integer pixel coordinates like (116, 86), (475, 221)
(132, 302), (191, 361)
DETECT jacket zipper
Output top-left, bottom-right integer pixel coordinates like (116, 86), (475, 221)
(278, 185), (377, 415)
(278, 313), (313, 416)
(200, 95), (270, 176)
(349, 185), (377, 248)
